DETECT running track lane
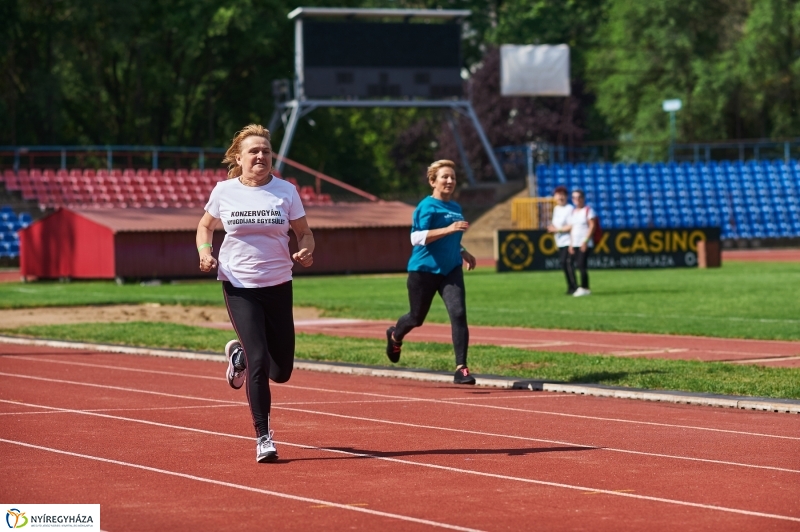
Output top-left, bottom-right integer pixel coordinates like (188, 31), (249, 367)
(282, 320), (800, 367)
(1, 345), (799, 531)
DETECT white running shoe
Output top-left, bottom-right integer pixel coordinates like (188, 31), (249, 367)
(225, 339), (246, 390)
(573, 287), (591, 297)
(256, 431), (278, 463)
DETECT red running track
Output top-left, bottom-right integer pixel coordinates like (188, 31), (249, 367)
(1, 342), (799, 531)
(281, 319), (800, 368)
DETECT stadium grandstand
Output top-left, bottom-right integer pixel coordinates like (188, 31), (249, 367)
(0, 153), (361, 261)
(535, 160), (800, 240)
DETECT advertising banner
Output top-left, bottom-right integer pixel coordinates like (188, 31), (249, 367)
(496, 227), (721, 272)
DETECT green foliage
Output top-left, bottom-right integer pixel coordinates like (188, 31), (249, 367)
(2, 0), (797, 183)
(4, 323), (799, 398)
(587, 0), (800, 158)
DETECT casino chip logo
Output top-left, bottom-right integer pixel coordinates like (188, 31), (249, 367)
(500, 232), (535, 271)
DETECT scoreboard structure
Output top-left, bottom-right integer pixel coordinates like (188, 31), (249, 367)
(270, 7), (508, 183)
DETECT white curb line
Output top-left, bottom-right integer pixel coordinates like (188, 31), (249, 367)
(1, 334), (798, 414)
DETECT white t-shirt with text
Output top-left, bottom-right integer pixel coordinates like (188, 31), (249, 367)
(551, 204), (574, 248)
(205, 177), (306, 288)
(569, 206), (597, 248)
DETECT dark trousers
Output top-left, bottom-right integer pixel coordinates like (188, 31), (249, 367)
(394, 267), (469, 367)
(223, 280), (294, 438)
(571, 247), (592, 289)
(558, 246), (578, 292)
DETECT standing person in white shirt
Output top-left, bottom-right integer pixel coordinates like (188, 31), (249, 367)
(567, 189), (596, 297)
(195, 124), (315, 463)
(547, 186), (577, 295)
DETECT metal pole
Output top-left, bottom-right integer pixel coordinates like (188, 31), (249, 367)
(268, 106), (283, 133)
(275, 101), (302, 173)
(526, 144), (536, 197)
(13, 149), (19, 172)
(785, 142), (790, 163)
(669, 111), (676, 162)
(445, 113), (476, 186)
(199, 151), (205, 171)
(152, 150), (158, 170)
(463, 102), (507, 183)
(107, 149), (112, 170)
(60, 149), (67, 170)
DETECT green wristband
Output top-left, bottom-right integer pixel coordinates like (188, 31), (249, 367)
(197, 243), (212, 252)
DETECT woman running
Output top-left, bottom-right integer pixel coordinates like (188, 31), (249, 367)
(196, 124), (314, 463)
(386, 160), (477, 385)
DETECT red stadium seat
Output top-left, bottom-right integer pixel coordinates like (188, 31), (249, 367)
(110, 169), (121, 179)
(176, 169), (188, 179)
(123, 169), (135, 178)
(201, 169), (215, 179)
(173, 176), (186, 186)
(5, 174), (20, 191)
(189, 169), (201, 178)
(150, 169), (163, 179)
(136, 169), (149, 178)
(215, 169), (227, 179)
(56, 169), (68, 180)
(82, 169), (96, 179)
(69, 169), (81, 179)
(163, 169), (175, 179)
(29, 169), (42, 183)
(43, 169), (55, 183)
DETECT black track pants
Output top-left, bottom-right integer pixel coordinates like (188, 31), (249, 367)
(223, 280), (294, 438)
(394, 267), (469, 367)
(572, 247), (592, 289)
(558, 246), (578, 292)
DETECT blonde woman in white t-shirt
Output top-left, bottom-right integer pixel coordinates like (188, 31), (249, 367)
(566, 189), (596, 297)
(547, 186), (577, 295)
(196, 124), (315, 463)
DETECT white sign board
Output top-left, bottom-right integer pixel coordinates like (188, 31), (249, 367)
(662, 99), (682, 112)
(500, 44), (571, 97)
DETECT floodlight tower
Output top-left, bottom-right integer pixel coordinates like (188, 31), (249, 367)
(269, 7), (507, 183)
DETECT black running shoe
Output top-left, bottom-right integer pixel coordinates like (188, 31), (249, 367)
(386, 326), (402, 363)
(454, 367), (476, 385)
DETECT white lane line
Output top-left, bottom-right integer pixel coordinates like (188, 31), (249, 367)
(2, 400), (799, 524)
(273, 406), (800, 475)
(8, 355), (796, 439)
(275, 383), (800, 441)
(0, 399), (424, 416)
(0, 404), (241, 415)
(0, 386), (796, 476)
(0, 372), (242, 405)
(3, 355), (221, 380)
(0, 438), (482, 532)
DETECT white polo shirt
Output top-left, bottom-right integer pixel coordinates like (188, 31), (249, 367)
(205, 176), (306, 288)
(551, 204), (574, 248)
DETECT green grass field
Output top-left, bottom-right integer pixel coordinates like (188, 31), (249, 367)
(2, 322), (798, 399)
(1, 262), (798, 340)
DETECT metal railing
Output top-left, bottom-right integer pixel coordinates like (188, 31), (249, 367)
(0, 145), (226, 172)
(496, 138), (800, 168)
(510, 197), (555, 229)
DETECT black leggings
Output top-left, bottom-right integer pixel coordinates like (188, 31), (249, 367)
(558, 247), (577, 291)
(393, 267), (469, 367)
(572, 247), (592, 289)
(223, 280), (294, 438)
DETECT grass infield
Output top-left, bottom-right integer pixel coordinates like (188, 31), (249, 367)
(1, 262), (798, 340)
(3, 322), (798, 400)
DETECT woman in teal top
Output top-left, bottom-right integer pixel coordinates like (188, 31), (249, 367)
(386, 160), (477, 384)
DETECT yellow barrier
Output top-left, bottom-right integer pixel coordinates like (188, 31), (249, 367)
(511, 197), (556, 229)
